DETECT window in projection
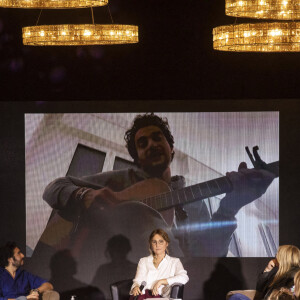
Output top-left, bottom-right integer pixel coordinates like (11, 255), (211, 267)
(258, 223), (277, 257)
(25, 112), (279, 258)
(113, 156), (136, 171)
(67, 144), (106, 177)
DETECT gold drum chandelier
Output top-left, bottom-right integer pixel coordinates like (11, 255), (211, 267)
(213, 22), (300, 51)
(214, 0), (300, 51)
(0, 0), (108, 8)
(226, 0), (300, 20)
(23, 24), (139, 45)
(0, 0), (139, 45)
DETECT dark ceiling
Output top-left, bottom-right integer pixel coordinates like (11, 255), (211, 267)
(0, 0), (299, 101)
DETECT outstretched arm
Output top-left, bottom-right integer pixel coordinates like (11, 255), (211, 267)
(218, 162), (275, 216)
(195, 162), (275, 257)
(1, 283), (52, 300)
(34, 282), (53, 294)
(43, 176), (95, 210)
(43, 170), (133, 215)
(43, 173), (123, 221)
(25, 282), (53, 300)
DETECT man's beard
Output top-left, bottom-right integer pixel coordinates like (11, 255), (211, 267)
(12, 257), (23, 268)
(143, 160), (169, 177)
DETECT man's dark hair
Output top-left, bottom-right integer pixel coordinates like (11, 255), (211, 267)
(124, 113), (175, 164)
(0, 241), (17, 268)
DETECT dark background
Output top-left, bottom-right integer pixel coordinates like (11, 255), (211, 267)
(0, 0), (300, 101)
(0, 0), (300, 298)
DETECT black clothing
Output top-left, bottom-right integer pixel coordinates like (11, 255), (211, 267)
(256, 266), (300, 299)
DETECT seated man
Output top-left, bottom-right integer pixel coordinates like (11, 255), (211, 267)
(0, 242), (59, 300)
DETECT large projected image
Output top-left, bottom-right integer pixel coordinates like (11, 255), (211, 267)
(25, 112), (279, 297)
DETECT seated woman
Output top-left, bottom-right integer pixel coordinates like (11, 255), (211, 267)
(294, 270), (300, 299)
(129, 228), (189, 300)
(229, 245), (300, 300)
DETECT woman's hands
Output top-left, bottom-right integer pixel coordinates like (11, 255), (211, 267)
(132, 286), (142, 297)
(152, 279), (168, 296)
(264, 258), (278, 272)
(132, 278), (168, 297)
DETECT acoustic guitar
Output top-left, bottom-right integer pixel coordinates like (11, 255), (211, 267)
(38, 158), (279, 249)
(32, 149), (278, 283)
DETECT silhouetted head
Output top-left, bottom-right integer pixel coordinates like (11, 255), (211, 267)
(50, 249), (77, 277)
(106, 235), (131, 260)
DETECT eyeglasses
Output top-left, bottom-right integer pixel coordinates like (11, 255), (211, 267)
(151, 240), (165, 245)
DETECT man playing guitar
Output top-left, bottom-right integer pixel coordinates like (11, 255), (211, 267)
(36, 113), (276, 294)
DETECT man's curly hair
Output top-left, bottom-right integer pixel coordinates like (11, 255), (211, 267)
(0, 241), (17, 268)
(124, 113), (174, 164)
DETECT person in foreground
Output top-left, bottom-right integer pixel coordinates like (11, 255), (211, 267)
(229, 245), (300, 300)
(129, 228), (189, 300)
(293, 270), (300, 299)
(0, 242), (59, 300)
(268, 288), (295, 300)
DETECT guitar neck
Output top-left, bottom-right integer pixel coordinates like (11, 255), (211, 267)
(141, 160), (279, 211)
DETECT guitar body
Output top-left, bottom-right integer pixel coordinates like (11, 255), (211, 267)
(31, 159), (279, 290)
(32, 178), (182, 288)
(39, 178), (175, 249)
(116, 178), (176, 226)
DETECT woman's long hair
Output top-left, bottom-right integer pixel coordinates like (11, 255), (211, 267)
(268, 288), (294, 300)
(270, 245), (300, 287)
(294, 270), (300, 299)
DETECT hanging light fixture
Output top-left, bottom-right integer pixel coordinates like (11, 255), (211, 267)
(0, 0), (107, 8)
(213, 22), (300, 51)
(214, 0), (300, 51)
(226, 0), (300, 20)
(0, 0), (138, 46)
(22, 24), (138, 45)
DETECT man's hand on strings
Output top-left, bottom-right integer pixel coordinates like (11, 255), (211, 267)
(219, 162), (276, 216)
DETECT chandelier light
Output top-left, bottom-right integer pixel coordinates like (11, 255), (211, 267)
(22, 24), (139, 46)
(0, 0), (108, 8)
(226, 0), (300, 20)
(213, 22), (300, 51)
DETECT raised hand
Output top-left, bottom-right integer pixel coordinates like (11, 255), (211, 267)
(219, 162), (276, 216)
(264, 258), (278, 272)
